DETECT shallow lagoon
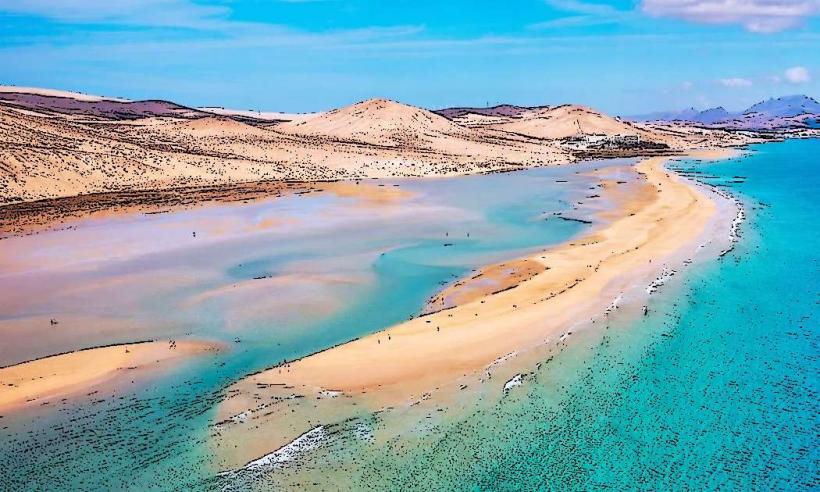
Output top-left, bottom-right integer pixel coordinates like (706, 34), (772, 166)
(0, 159), (629, 489)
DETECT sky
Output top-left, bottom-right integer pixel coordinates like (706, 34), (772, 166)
(0, 0), (818, 115)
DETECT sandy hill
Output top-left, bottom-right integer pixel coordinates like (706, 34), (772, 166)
(0, 87), (766, 206)
(276, 98), (472, 146)
(487, 105), (648, 140)
(0, 98), (569, 204)
(449, 113), (518, 128)
(274, 97), (574, 168)
(161, 115), (276, 137)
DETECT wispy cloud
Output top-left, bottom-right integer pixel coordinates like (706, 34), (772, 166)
(640, 0), (820, 33)
(713, 67), (813, 89)
(531, 0), (632, 29)
(0, 0), (430, 54)
(0, 0), (233, 29)
(784, 66), (811, 83)
(719, 77), (753, 88)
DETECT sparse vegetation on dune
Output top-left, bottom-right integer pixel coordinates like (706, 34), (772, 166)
(0, 89), (769, 206)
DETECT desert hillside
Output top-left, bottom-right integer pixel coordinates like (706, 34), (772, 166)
(0, 94), (563, 204)
(0, 87), (764, 205)
(277, 98), (468, 146)
(486, 105), (647, 139)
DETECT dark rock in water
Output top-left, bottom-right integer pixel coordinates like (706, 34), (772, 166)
(556, 216), (593, 225)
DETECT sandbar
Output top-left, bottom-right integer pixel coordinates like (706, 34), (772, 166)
(213, 151), (737, 466)
(0, 340), (219, 413)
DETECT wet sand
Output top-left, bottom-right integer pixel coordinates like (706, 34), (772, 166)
(0, 179), (409, 240)
(213, 150), (738, 467)
(424, 258), (547, 314)
(0, 340), (219, 413)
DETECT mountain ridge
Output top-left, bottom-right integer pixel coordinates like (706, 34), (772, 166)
(629, 94), (820, 129)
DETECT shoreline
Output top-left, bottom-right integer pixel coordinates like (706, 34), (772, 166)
(0, 339), (221, 413)
(0, 178), (410, 241)
(211, 149), (740, 468)
(0, 180), (317, 240)
(0, 146), (739, 241)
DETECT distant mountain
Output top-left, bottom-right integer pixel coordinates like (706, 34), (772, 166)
(694, 107), (733, 124)
(743, 95), (820, 118)
(433, 104), (549, 119)
(631, 95), (820, 130)
(632, 106), (735, 124)
(0, 87), (208, 120)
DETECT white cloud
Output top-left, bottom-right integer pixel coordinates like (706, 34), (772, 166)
(720, 77), (753, 88)
(640, 0), (820, 33)
(784, 66), (811, 83)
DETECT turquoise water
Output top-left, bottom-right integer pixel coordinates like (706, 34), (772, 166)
(0, 160), (623, 489)
(219, 139), (819, 490)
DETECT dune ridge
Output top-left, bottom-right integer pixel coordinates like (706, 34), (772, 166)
(0, 88), (765, 207)
(485, 104), (647, 139)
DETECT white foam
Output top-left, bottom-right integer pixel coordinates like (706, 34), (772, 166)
(646, 267), (675, 294)
(605, 292), (624, 314)
(317, 390), (341, 398)
(244, 425), (326, 471)
(487, 351), (518, 369)
(218, 426), (328, 490)
(709, 187), (746, 256)
(503, 374), (523, 391)
(721, 200), (746, 255)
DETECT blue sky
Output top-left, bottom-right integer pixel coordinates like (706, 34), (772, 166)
(0, 0), (818, 114)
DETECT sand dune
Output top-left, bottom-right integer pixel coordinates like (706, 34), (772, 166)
(486, 104), (647, 140)
(0, 96), (567, 204)
(276, 98), (472, 146)
(165, 115), (277, 137)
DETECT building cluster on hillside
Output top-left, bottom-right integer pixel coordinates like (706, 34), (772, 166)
(562, 133), (642, 150)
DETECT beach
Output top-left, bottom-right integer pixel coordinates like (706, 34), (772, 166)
(1, 134), (815, 490)
(2, 7), (817, 484)
(213, 150), (739, 468)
